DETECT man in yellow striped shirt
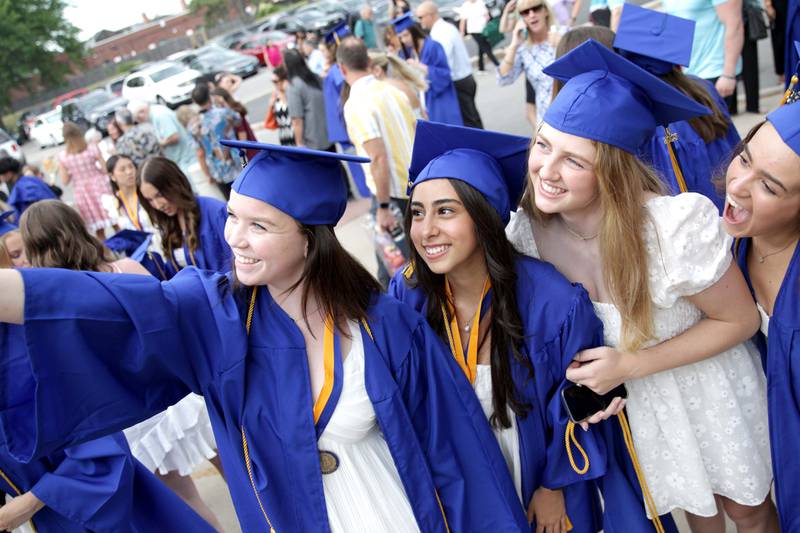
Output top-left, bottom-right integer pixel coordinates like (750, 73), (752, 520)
(338, 36), (417, 284)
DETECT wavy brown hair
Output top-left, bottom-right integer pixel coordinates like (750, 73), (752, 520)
(406, 179), (534, 428)
(661, 69), (731, 143)
(20, 200), (115, 271)
(0, 232), (16, 268)
(552, 26), (616, 96)
(522, 139), (665, 351)
(139, 157), (201, 260)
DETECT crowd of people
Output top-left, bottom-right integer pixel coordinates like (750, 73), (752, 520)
(0, 0), (799, 532)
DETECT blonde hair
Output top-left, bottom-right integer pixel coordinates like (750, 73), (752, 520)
(63, 122), (88, 154)
(523, 138), (666, 351)
(517, 0), (555, 41)
(175, 105), (198, 129)
(0, 230), (19, 269)
(369, 52), (429, 92)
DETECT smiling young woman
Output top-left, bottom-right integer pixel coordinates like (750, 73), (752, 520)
(506, 40), (777, 531)
(724, 99), (800, 530)
(0, 141), (530, 532)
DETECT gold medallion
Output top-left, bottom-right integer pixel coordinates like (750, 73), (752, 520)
(319, 450), (340, 475)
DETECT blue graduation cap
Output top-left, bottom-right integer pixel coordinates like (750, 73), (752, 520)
(407, 121), (530, 224)
(767, 101), (800, 158)
(613, 3), (695, 76)
(104, 229), (151, 257)
(220, 140), (370, 225)
(0, 211), (16, 237)
(391, 13), (416, 33)
(543, 39), (711, 154)
(325, 21), (351, 45)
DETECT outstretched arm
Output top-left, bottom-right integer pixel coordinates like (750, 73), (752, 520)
(0, 270), (23, 324)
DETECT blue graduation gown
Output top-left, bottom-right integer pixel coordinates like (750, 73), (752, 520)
(162, 195), (231, 278)
(391, 257), (679, 533)
(323, 65), (371, 198)
(0, 268), (529, 532)
(735, 238), (800, 530)
(412, 38), (463, 126)
(639, 78), (740, 213)
(389, 256), (606, 532)
(7, 175), (57, 219)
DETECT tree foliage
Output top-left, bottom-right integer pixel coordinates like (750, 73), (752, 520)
(0, 0), (85, 112)
(189, 0), (231, 26)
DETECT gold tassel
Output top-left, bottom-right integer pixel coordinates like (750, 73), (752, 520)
(664, 127), (688, 193)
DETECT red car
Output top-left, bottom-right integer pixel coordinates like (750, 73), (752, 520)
(234, 31), (294, 67)
(52, 87), (89, 109)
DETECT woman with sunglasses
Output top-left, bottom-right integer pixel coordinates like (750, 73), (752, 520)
(497, 0), (557, 127)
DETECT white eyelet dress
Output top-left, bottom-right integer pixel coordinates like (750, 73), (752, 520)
(506, 193), (772, 518)
(317, 321), (420, 533)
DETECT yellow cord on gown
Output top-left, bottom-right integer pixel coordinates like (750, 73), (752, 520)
(565, 411), (663, 532)
(781, 74), (798, 105)
(241, 286), (277, 533)
(664, 127), (688, 194)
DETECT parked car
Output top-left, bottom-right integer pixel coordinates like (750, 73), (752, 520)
(233, 31), (294, 66)
(104, 75), (127, 97)
(121, 61), (201, 109)
(30, 109), (64, 149)
(169, 45), (260, 79)
(211, 29), (250, 49)
(0, 128), (25, 164)
(61, 89), (128, 135)
(52, 87), (89, 109)
(273, 7), (346, 35)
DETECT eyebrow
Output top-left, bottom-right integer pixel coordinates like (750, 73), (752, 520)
(227, 206), (278, 226)
(537, 133), (594, 166)
(743, 145), (788, 192)
(410, 198), (463, 207)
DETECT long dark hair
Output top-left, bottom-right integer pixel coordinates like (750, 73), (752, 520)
(211, 87), (248, 118)
(661, 68), (732, 143)
(404, 23), (428, 58)
(139, 157), (201, 259)
(282, 48), (322, 89)
(405, 179), (533, 428)
(106, 154), (147, 204)
(20, 200), (115, 271)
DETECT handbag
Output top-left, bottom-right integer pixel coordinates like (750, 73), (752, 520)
(743, 1), (768, 41)
(482, 18), (504, 48)
(264, 104), (278, 130)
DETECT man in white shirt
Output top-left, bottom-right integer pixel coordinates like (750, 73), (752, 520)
(459, 0), (501, 72)
(416, 1), (484, 128)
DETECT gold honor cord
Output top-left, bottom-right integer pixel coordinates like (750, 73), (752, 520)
(664, 127), (689, 194)
(313, 317), (336, 424)
(0, 468), (38, 532)
(118, 194), (141, 231)
(781, 74), (798, 106)
(441, 277), (491, 383)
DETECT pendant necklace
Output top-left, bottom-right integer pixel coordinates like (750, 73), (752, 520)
(754, 238), (796, 263)
(561, 218), (598, 241)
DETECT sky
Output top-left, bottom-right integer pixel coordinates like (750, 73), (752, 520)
(64, 0), (187, 41)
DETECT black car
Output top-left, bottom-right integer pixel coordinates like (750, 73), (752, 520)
(273, 7), (346, 35)
(61, 89), (129, 135)
(171, 45), (260, 80)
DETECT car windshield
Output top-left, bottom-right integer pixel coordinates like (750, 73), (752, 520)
(198, 48), (237, 61)
(149, 64), (187, 83)
(77, 91), (112, 110)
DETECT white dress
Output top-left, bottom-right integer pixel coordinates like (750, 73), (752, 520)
(474, 364), (523, 502)
(317, 321), (420, 533)
(101, 194), (164, 256)
(506, 193), (772, 518)
(757, 303), (770, 338)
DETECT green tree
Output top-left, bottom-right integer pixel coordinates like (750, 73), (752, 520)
(0, 0), (85, 112)
(189, 0), (231, 26)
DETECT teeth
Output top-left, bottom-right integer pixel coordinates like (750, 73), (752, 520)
(235, 254), (259, 265)
(425, 245), (448, 255)
(541, 181), (566, 195)
(726, 194), (741, 210)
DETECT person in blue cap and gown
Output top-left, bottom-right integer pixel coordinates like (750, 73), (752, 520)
(724, 88), (800, 530)
(392, 14), (464, 126)
(389, 120), (618, 533)
(321, 22), (371, 199)
(138, 156), (230, 279)
(613, 3), (740, 213)
(0, 140), (530, 532)
(0, 211), (23, 268)
(0, 157), (57, 220)
(506, 40), (776, 531)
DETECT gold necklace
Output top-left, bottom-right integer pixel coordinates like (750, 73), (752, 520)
(754, 238), (797, 263)
(561, 218), (598, 241)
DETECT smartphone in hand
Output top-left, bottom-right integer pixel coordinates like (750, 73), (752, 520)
(561, 382), (628, 423)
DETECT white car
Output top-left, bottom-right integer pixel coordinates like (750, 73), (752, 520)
(0, 128), (25, 163)
(30, 109), (64, 149)
(121, 62), (201, 108)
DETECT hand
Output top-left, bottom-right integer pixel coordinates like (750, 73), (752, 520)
(0, 492), (44, 531)
(504, 0), (517, 14)
(527, 487), (568, 532)
(765, 4), (776, 20)
(578, 393), (627, 431)
(715, 75), (736, 97)
(565, 346), (636, 395)
(510, 19), (527, 47)
(376, 206), (398, 233)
